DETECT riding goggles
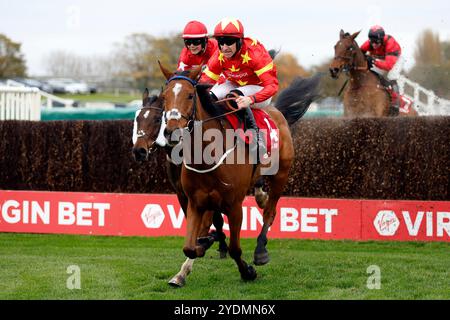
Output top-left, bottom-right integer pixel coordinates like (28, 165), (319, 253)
(217, 37), (239, 47)
(184, 38), (204, 46)
(370, 37), (383, 45)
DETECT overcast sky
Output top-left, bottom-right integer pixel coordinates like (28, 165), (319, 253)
(1, 0), (449, 76)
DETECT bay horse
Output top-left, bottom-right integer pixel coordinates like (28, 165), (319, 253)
(158, 63), (320, 281)
(329, 30), (418, 117)
(132, 89), (228, 287)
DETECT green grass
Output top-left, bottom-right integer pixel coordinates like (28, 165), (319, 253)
(55, 92), (139, 104)
(0, 233), (448, 300)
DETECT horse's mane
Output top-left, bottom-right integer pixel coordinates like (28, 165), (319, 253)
(196, 85), (228, 118)
(174, 70), (191, 77)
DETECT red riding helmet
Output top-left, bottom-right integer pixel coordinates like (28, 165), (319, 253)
(369, 25), (385, 43)
(213, 18), (244, 38)
(182, 21), (208, 39)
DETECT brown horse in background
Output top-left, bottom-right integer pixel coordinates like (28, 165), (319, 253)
(329, 30), (418, 117)
(158, 63), (320, 281)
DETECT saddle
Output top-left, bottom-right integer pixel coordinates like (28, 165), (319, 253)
(224, 109), (279, 156)
(370, 71), (401, 115)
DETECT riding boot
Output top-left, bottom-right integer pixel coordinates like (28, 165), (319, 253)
(243, 107), (267, 164)
(388, 80), (400, 116)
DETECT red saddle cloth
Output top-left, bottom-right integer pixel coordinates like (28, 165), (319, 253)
(225, 109), (280, 155)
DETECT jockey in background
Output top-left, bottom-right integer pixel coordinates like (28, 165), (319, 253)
(200, 17), (279, 159)
(178, 21), (218, 71)
(361, 25), (408, 115)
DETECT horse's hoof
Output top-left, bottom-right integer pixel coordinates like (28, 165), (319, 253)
(168, 276), (185, 288)
(254, 251), (270, 266)
(197, 236), (214, 250)
(208, 231), (220, 242)
(241, 265), (257, 281)
(219, 249), (227, 259)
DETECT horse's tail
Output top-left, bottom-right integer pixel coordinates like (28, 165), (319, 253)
(274, 73), (322, 126)
(268, 48), (280, 60)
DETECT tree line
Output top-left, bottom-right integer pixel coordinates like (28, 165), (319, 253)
(0, 30), (448, 99)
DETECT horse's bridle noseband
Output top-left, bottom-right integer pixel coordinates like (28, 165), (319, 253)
(137, 104), (164, 153)
(334, 41), (367, 73)
(164, 75), (198, 132)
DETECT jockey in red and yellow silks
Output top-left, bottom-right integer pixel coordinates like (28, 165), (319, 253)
(177, 21), (218, 71)
(200, 37), (278, 106)
(199, 18), (279, 109)
(198, 18), (279, 163)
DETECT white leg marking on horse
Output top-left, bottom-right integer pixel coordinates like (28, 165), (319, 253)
(169, 258), (194, 286)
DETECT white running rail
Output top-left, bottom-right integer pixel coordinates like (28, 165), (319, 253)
(0, 86), (41, 121)
(398, 75), (450, 115)
(5, 79), (74, 109)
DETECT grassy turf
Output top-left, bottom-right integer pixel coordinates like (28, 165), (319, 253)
(0, 233), (448, 300)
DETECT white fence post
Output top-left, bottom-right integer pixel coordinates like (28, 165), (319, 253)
(0, 86), (41, 121)
(398, 75), (450, 115)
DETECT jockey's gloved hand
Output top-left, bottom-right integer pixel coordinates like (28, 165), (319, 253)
(366, 55), (375, 69)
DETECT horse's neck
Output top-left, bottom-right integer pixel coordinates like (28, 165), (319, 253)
(349, 52), (370, 85)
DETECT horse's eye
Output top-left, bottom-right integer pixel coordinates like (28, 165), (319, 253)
(155, 117), (161, 123)
(188, 93), (194, 100)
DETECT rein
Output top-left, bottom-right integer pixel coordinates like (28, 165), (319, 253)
(165, 75), (239, 173)
(165, 76), (241, 125)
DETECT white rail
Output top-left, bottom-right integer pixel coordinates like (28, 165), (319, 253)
(4, 79), (74, 109)
(398, 75), (450, 115)
(0, 86), (41, 121)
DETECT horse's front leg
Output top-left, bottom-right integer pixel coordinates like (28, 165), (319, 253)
(183, 204), (214, 259)
(227, 203), (257, 281)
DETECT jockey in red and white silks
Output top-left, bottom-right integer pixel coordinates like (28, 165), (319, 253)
(360, 25), (404, 81)
(361, 25), (413, 114)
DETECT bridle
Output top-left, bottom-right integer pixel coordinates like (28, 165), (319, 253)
(136, 102), (164, 154)
(334, 40), (368, 73)
(164, 75), (198, 132)
(163, 75), (242, 130)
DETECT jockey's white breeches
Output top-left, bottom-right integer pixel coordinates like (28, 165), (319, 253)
(210, 80), (272, 108)
(372, 55), (405, 81)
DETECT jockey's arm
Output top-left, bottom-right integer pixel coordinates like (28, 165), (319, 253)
(251, 72), (279, 103)
(199, 58), (222, 85)
(374, 54), (398, 71)
(360, 40), (371, 54)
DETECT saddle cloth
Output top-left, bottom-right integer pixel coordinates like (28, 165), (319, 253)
(225, 109), (280, 155)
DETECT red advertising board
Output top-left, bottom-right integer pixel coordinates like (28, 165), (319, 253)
(0, 190), (449, 242)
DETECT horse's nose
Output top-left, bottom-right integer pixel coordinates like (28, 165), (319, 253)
(132, 147), (148, 162)
(330, 67), (339, 78)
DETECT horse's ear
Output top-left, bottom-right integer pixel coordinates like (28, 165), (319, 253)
(189, 64), (203, 81)
(158, 60), (173, 80)
(351, 30), (361, 40)
(143, 88), (149, 101)
(340, 29), (345, 39)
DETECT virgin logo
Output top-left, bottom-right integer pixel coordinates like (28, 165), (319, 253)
(141, 204), (165, 228)
(373, 210), (400, 236)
